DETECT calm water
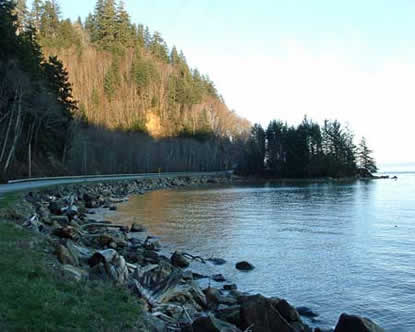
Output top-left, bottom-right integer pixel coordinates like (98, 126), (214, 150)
(115, 173), (415, 331)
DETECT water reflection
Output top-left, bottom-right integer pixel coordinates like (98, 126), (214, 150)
(114, 176), (415, 332)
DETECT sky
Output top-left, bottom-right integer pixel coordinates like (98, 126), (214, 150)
(29, 0), (415, 166)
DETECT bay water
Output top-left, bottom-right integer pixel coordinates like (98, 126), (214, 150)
(115, 173), (415, 331)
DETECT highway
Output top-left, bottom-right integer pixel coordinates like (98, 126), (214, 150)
(0, 171), (231, 195)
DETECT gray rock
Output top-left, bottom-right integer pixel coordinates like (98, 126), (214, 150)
(215, 305), (241, 327)
(171, 251), (190, 268)
(56, 244), (79, 266)
(144, 249), (160, 264)
(131, 223), (146, 232)
(223, 284), (237, 291)
(334, 313), (385, 332)
(191, 314), (241, 332)
(239, 294), (301, 332)
(208, 257), (227, 265)
(235, 261), (255, 271)
(275, 298), (301, 322)
(296, 306), (319, 318)
(212, 274), (226, 282)
(49, 201), (65, 215)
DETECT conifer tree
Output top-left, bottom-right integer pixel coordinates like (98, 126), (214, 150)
(28, 0), (43, 31)
(116, 0), (130, 45)
(99, 0), (116, 48)
(150, 31), (169, 62)
(39, 0), (61, 40)
(169, 45), (179, 65)
(358, 137), (377, 174)
(13, 0), (27, 33)
(143, 25), (151, 48)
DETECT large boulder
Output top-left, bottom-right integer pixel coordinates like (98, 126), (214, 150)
(171, 251), (190, 268)
(334, 313), (385, 332)
(235, 261), (255, 271)
(215, 305), (241, 326)
(48, 201), (66, 215)
(275, 299), (301, 323)
(130, 223), (146, 232)
(56, 244), (79, 266)
(239, 294), (304, 332)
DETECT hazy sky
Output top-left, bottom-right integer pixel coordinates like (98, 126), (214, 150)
(30, 0), (415, 165)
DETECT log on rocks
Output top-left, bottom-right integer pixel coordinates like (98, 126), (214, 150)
(88, 249), (128, 284)
(52, 226), (79, 240)
(132, 262), (207, 313)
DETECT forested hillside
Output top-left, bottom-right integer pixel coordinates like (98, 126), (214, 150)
(0, 0), (376, 181)
(27, 0), (251, 138)
(0, 0), (250, 180)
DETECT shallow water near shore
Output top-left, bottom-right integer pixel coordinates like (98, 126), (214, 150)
(114, 173), (415, 331)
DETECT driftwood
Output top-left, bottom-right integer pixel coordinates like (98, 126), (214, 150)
(172, 252), (206, 264)
(78, 223), (127, 238)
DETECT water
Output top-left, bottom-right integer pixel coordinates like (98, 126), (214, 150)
(115, 173), (415, 331)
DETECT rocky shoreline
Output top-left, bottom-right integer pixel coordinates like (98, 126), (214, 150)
(8, 174), (385, 332)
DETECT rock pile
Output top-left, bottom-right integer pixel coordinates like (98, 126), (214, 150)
(15, 175), (385, 332)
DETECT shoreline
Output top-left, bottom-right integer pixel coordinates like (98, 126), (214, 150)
(2, 174), (386, 332)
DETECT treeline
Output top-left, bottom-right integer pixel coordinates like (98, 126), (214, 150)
(238, 117), (377, 178)
(68, 125), (238, 175)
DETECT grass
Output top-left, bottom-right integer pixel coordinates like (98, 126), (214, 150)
(0, 192), (146, 331)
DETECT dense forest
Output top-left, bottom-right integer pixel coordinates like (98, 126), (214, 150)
(238, 118), (377, 178)
(0, 0), (376, 181)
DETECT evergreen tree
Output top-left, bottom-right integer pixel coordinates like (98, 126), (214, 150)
(358, 137), (377, 174)
(104, 57), (121, 98)
(266, 120), (286, 174)
(84, 12), (96, 37)
(241, 124), (265, 175)
(99, 0), (116, 48)
(43, 55), (77, 113)
(116, 0), (131, 45)
(169, 45), (179, 65)
(28, 0), (43, 31)
(13, 0), (27, 33)
(39, 0), (61, 41)
(134, 23), (145, 48)
(143, 25), (151, 48)
(150, 31), (169, 62)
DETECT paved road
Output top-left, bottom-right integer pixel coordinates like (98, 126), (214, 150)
(0, 171), (230, 196)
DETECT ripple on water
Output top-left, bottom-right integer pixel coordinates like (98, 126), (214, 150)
(115, 175), (415, 331)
